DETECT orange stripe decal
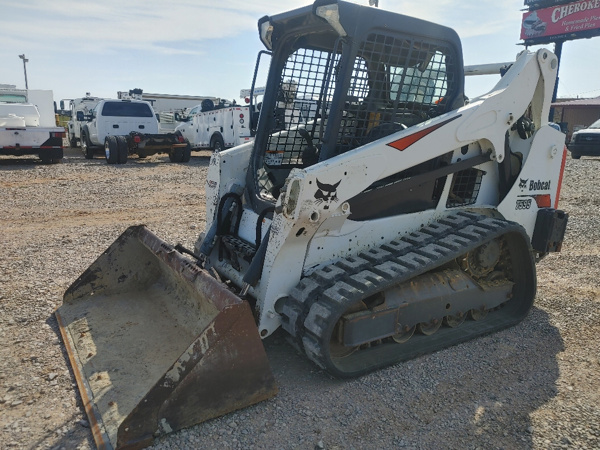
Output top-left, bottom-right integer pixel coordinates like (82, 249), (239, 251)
(387, 115), (461, 151)
(554, 146), (567, 209)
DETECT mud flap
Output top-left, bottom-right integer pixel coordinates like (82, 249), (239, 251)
(55, 225), (277, 450)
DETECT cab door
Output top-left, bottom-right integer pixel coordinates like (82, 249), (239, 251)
(179, 105), (201, 148)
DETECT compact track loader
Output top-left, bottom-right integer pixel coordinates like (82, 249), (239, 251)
(56, 1), (568, 448)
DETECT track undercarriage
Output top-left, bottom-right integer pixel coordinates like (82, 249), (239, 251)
(281, 211), (536, 377)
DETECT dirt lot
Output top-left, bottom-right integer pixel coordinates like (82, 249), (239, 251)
(0, 147), (599, 450)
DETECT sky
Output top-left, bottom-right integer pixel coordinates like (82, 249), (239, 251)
(2, 0), (599, 107)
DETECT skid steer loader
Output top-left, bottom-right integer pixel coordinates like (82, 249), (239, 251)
(56, 1), (568, 448)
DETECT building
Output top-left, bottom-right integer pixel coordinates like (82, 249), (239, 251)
(551, 96), (600, 140)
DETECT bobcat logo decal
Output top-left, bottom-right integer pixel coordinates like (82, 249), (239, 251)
(314, 179), (341, 210)
(519, 178), (528, 190)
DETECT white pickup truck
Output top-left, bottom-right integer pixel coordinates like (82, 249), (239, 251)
(0, 87), (64, 164)
(81, 99), (190, 164)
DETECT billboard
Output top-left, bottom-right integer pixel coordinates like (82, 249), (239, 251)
(521, 0), (600, 45)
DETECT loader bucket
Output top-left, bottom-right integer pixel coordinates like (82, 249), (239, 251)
(55, 225), (277, 450)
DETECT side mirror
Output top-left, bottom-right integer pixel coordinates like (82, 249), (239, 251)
(60, 100), (65, 110)
(76, 111), (85, 121)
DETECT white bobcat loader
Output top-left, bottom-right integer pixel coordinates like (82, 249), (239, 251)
(56, 1), (568, 448)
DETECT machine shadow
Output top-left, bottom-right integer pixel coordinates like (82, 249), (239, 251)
(262, 305), (563, 449)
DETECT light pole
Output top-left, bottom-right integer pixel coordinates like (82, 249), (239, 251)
(18, 54), (29, 89)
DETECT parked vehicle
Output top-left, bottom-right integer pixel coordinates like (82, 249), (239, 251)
(175, 99), (254, 151)
(0, 86), (64, 164)
(567, 118), (600, 159)
(80, 99), (190, 164)
(66, 94), (103, 148)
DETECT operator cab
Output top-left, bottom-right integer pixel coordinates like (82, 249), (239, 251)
(247, 0), (465, 210)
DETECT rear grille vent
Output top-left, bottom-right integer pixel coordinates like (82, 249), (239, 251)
(447, 168), (483, 207)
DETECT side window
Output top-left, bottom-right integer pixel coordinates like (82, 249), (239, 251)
(0, 94), (27, 103)
(390, 50), (448, 105)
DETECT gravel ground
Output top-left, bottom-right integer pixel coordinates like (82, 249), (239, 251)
(0, 147), (598, 450)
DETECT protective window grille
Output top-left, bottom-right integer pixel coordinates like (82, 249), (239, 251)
(264, 48), (337, 169)
(337, 33), (454, 154)
(261, 33), (456, 174)
(447, 168), (483, 207)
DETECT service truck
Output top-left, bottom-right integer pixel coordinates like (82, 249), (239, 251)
(0, 85), (64, 164)
(174, 99), (254, 151)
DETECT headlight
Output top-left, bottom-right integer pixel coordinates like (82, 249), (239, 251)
(259, 20), (274, 50)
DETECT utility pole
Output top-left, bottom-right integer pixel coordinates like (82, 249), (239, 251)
(18, 54), (29, 89)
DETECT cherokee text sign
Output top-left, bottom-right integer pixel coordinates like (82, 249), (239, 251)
(521, 0), (600, 44)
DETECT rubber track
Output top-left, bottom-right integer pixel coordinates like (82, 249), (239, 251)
(280, 211), (534, 377)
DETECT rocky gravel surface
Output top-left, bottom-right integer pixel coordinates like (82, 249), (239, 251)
(0, 147), (599, 450)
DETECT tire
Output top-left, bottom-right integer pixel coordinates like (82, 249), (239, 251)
(181, 143), (192, 163)
(211, 135), (225, 152)
(81, 130), (94, 159)
(116, 136), (129, 164)
(69, 135), (77, 148)
(104, 136), (119, 164)
(572, 154), (581, 160)
(169, 148), (183, 163)
(40, 154), (61, 164)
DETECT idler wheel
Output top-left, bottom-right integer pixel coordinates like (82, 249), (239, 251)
(461, 239), (502, 278)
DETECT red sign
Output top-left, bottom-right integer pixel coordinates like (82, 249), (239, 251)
(521, 0), (600, 43)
